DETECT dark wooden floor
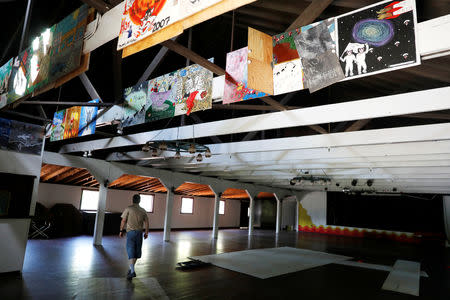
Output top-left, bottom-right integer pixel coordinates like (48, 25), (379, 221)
(1, 229), (449, 299)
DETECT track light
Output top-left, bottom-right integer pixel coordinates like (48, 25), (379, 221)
(205, 148), (212, 158)
(142, 143), (150, 152)
(174, 150), (181, 159)
(196, 153), (203, 162)
(83, 151), (88, 157)
(151, 148), (158, 157)
(367, 179), (374, 187)
(351, 179), (358, 186)
(117, 123), (123, 135)
(188, 143), (196, 154)
(87, 150), (92, 157)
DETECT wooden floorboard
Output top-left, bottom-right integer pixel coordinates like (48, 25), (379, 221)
(0, 229), (449, 299)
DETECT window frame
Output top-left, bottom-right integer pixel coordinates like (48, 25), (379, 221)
(79, 189), (100, 211)
(180, 197), (194, 214)
(139, 193), (155, 213)
(219, 200), (225, 215)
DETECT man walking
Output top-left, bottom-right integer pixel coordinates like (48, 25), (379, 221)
(119, 194), (149, 280)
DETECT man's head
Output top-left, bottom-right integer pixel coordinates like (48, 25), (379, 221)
(132, 194), (141, 204)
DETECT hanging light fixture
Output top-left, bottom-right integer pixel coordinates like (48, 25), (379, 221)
(174, 149), (181, 159)
(159, 142), (168, 151)
(188, 143), (196, 154)
(87, 150), (92, 157)
(142, 143), (150, 152)
(83, 151), (88, 158)
(205, 147), (212, 158)
(196, 153), (203, 162)
(151, 148), (158, 157)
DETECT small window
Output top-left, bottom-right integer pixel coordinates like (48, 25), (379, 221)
(80, 190), (99, 211)
(181, 197), (193, 214)
(219, 200), (225, 215)
(139, 194), (154, 213)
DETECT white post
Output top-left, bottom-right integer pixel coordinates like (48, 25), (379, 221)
(163, 187), (174, 242)
(274, 194), (282, 234)
(212, 191), (221, 239)
(444, 196), (450, 247)
(93, 183), (108, 245)
(247, 192), (256, 236)
(294, 198), (299, 232)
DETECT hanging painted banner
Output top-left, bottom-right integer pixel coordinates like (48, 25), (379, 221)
(78, 99), (99, 136)
(0, 118), (11, 150)
(336, 0), (420, 79)
(272, 28), (302, 65)
(27, 26), (55, 93)
(117, 0), (180, 50)
(223, 47), (266, 104)
(50, 110), (67, 142)
(176, 63), (213, 116)
(0, 58), (13, 108)
(123, 81), (148, 127)
(63, 106), (81, 139)
(295, 21), (345, 92)
(7, 52), (30, 104)
(49, 4), (89, 83)
(146, 72), (179, 122)
(96, 105), (124, 126)
(7, 120), (44, 155)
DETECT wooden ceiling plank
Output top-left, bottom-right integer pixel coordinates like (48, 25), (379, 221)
(345, 119), (372, 132)
(286, 0), (334, 31)
(64, 170), (91, 184)
(42, 166), (72, 181)
(53, 167), (86, 182)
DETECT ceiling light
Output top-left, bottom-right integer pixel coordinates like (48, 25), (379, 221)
(142, 143), (150, 152)
(342, 187), (351, 193)
(174, 150), (181, 159)
(367, 179), (374, 187)
(205, 147), (212, 158)
(117, 123), (123, 135)
(87, 150), (92, 157)
(351, 179), (358, 186)
(188, 143), (196, 154)
(83, 151), (88, 157)
(196, 153), (203, 162)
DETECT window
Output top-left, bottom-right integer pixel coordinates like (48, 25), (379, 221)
(219, 200), (225, 215)
(181, 197), (193, 214)
(139, 194), (154, 213)
(80, 190), (99, 211)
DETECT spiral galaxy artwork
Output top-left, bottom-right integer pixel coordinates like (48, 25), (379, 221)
(352, 19), (394, 47)
(337, 0), (420, 80)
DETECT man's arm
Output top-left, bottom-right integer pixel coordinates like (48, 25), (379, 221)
(119, 218), (127, 238)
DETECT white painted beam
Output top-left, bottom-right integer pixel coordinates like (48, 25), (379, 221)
(61, 87), (450, 153)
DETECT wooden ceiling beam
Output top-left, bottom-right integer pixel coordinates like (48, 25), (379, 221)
(41, 166), (72, 181)
(73, 174), (95, 185)
(52, 167), (85, 182)
(286, 0), (334, 31)
(81, 0), (111, 14)
(64, 170), (91, 184)
(345, 119), (372, 132)
(399, 112), (450, 120)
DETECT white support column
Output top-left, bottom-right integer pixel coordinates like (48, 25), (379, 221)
(246, 190), (258, 236)
(444, 196), (450, 247)
(163, 186), (175, 242)
(93, 183), (108, 245)
(294, 196), (300, 232)
(212, 191), (221, 239)
(274, 194), (282, 234)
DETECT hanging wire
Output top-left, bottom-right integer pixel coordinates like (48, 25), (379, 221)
(230, 10), (235, 52)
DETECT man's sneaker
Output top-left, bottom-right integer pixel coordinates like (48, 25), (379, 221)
(126, 269), (133, 280)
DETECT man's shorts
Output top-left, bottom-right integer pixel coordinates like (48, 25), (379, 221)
(126, 230), (143, 259)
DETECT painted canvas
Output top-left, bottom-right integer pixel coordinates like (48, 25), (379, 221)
(49, 4), (88, 83)
(63, 106), (81, 139)
(117, 0), (180, 50)
(0, 58), (13, 97)
(96, 105), (124, 125)
(273, 59), (304, 95)
(176, 64), (213, 116)
(7, 53), (30, 104)
(223, 47), (266, 104)
(123, 81), (148, 127)
(272, 28), (302, 65)
(295, 22), (344, 92)
(178, 0), (222, 20)
(146, 72), (179, 122)
(7, 120), (44, 155)
(27, 26), (55, 93)
(337, 0), (420, 79)
(50, 110), (66, 142)
(0, 118), (11, 150)
(301, 18), (337, 46)
(78, 99), (99, 136)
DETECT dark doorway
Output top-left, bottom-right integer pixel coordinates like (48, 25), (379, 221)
(240, 200), (249, 227)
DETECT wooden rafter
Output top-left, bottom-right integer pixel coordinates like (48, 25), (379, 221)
(345, 119), (371, 132)
(286, 0), (334, 31)
(41, 166), (72, 181)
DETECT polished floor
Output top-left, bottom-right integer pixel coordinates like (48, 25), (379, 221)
(1, 229), (449, 299)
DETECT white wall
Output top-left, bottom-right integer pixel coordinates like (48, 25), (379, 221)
(282, 197), (297, 228)
(298, 191), (327, 226)
(38, 183), (241, 229)
(0, 149), (43, 273)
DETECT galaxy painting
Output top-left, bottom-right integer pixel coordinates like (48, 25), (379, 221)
(337, 0), (420, 80)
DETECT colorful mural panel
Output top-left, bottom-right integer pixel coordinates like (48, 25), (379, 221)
(272, 28), (302, 65)
(63, 106), (81, 139)
(117, 0), (180, 50)
(146, 72), (179, 122)
(123, 81), (148, 127)
(49, 4), (88, 83)
(223, 47), (266, 104)
(273, 59), (304, 95)
(50, 110), (66, 142)
(78, 99), (99, 136)
(7, 120), (44, 155)
(337, 0), (420, 79)
(7, 52), (30, 104)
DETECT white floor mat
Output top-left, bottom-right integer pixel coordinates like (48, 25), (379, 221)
(190, 246), (352, 279)
(76, 277), (169, 300)
(382, 260), (421, 296)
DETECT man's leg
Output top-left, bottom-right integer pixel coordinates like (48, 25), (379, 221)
(126, 231), (137, 279)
